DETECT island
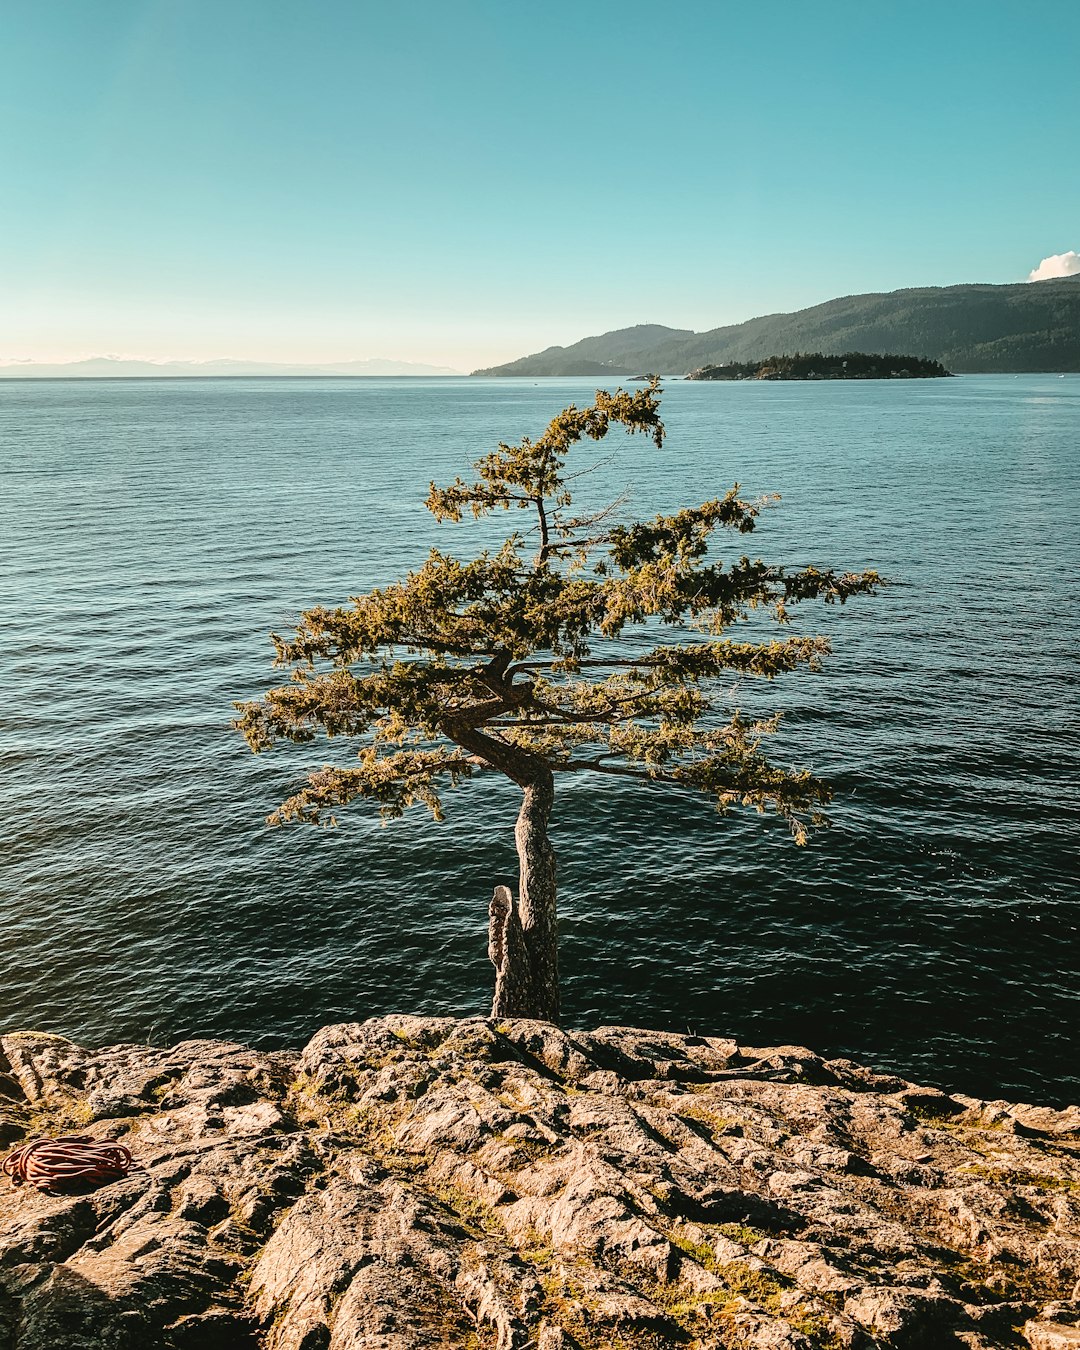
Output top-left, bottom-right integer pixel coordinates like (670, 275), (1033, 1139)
(687, 351), (952, 380)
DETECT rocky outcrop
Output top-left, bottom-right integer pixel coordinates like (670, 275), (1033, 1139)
(1, 1017), (1078, 1349)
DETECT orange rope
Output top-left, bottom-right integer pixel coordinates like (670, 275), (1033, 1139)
(2, 1135), (134, 1191)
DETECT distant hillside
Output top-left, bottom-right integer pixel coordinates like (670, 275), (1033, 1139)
(473, 277), (1080, 376)
(0, 357), (462, 378)
(473, 324), (692, 378)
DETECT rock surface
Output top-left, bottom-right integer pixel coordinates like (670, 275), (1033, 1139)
(1, 1017), (1078, 1348)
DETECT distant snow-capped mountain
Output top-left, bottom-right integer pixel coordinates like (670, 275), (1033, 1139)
(0, 356), (463, 378)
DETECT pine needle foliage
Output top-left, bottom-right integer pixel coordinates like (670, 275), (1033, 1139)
(235, 382), (880, 845)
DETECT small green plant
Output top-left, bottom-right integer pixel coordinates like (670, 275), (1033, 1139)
(515, 1229), (555, 1266)
(786, 1306), (845, 1348)
(428, 1180), (501, 1236)
(666, 1228), (718, 1270)
(29, 1094), (95, 1133)
(943, 1251), (1072, 1303)
(675, 1101), (735, 1135)
(538, 1268), (671, 1350)
(957, 1163), (1080, 1194)
(715, 1223), (768, 1247)
(490, 1130), (555, 1164)
(713, 1260), (787, 1313)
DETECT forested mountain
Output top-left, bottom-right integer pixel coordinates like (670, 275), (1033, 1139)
(473, 324), (693, 378)
(473, 277), (1080, 376)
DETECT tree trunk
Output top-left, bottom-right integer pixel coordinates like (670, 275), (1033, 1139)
(489, 769), (559, 1022)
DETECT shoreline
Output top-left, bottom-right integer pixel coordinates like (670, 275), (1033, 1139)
(2, 1016), (1078, 1347)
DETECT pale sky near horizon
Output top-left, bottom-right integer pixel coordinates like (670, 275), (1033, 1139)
(2, 0), (1078, 371)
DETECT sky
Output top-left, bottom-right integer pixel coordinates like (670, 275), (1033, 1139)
(2, 0), (1078, 371)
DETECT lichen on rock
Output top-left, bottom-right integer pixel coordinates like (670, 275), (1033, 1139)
(1, 1017), (1078, 1348)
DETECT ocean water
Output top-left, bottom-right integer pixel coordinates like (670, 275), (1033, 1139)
(0, 375), (1076, 1104)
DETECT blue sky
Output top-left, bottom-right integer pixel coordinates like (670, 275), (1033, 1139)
(2, 0), (1077, 369)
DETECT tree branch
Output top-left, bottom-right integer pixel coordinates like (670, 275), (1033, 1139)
(557, 758), (673, 780)
(534, 495), (551, 566)
(445, 722), (549, 789)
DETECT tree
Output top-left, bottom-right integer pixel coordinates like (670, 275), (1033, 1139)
(234, 383), (880, 1023)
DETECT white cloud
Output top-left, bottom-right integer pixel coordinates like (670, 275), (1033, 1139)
(1027, 251), (1080, 281)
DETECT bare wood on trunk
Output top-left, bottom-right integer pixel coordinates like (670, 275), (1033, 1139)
(509, 770), (558, 1022)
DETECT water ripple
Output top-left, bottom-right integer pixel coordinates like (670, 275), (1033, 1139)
(0, 375), (1077, 1103)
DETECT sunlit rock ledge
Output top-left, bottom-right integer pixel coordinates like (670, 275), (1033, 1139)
(1, 1017), (1078, 1350)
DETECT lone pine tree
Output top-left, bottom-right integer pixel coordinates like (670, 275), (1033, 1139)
(235, 383), (880, 1022)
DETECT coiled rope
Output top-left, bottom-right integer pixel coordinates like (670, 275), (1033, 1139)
(2, 1135), (134, 1191)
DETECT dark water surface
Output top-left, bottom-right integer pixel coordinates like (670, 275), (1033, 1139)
(1, 376), (1076, 1104)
